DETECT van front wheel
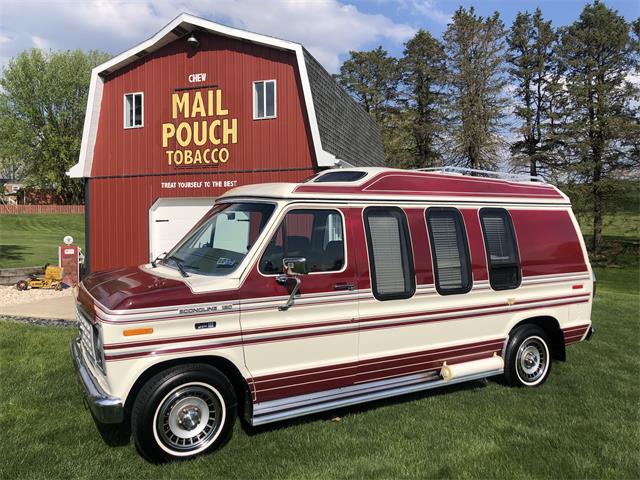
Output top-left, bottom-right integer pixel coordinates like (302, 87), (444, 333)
(503, 325), (552, 387)
(131, 364), (236, 463)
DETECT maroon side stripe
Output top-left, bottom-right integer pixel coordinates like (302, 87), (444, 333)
(254, 339), (504, 386)
(105, 316), (353, 350)
(104, 294), (589, 351)
(562, 323), (590, 345)
(104, 299), (589, 360)
(358, 299), (589, 334)
(105, 339), (244, 361)
(255, 347), (503, 402)
(359, 293), (589, 324)
(256, 346), (502, 393)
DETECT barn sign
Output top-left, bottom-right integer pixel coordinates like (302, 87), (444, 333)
(162, 88), (238, 167)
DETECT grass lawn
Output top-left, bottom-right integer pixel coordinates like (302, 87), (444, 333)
(577, 211), (640, 245)
(0, 214), (85, 268)
(1, 265), (638, 479)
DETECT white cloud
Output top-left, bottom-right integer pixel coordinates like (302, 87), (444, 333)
(0, 34), (12, 44)
(408, 0), (451, 25)
(0, 0), (415, 72)
(31, 36), (51, 50)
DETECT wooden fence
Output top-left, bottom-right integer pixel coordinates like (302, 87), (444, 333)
(0, 205), (84, 215)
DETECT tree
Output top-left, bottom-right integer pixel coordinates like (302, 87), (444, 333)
(507, 9), (557, 176)
(443, 7), (508, 169)
(334, 47), (404, 165)
(556, 1), (639, 254)
(334, 47), (401, 123)
(401, 29), (447, 169)
(0, 48), (111, 203)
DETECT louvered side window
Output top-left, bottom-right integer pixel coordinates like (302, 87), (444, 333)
(364, 207), (415, 301)
(480, 209), (521, 290)
(426, 208), (472, 295)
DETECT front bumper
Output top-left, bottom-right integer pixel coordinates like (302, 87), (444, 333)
(70, 338), (124, 424)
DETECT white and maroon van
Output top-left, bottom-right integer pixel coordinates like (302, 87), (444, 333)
(71, 167), (595, 462)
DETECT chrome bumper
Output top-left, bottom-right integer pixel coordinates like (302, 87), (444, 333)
(70, 338), (124, 424)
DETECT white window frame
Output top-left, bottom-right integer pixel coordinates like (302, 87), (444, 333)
(123, 92), (144, 129)
(258, 206), (348, 277)
(253, 80), (277, 120)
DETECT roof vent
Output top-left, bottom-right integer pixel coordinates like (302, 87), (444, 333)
(314, 171), (367, 183)
(135, 50), (149, 58)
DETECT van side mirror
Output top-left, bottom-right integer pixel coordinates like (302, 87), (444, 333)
(276, 257), (307, 311)
(282, 257), (308, 276)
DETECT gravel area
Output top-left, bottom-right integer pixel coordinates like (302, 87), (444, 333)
(0, 284), (74, 308)
(0, 316), (76, 328)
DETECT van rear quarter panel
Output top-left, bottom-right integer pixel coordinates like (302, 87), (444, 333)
(510, 209), (588, 276)
(510, 207), (593, 337)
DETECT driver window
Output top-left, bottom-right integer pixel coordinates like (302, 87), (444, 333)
(259, 209), (345, 274)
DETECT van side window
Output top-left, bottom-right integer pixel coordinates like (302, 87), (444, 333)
(363, 207), (415, 301)
(480, 208), (521, 290)
(259, 209), (345, 274)
(426, 208), (472, 295)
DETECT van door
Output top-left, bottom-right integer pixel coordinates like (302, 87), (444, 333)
(240, 206), (359, 404)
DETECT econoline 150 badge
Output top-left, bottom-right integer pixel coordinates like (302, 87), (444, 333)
(178, 304), (232, 315)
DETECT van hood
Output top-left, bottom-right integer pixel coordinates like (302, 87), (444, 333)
(79, 266), (192, 312)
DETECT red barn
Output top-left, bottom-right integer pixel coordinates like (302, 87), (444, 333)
(68, 13), (384, 273)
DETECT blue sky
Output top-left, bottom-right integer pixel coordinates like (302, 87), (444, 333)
(353, 0), (639, 58)
(0, 0), (638, 72)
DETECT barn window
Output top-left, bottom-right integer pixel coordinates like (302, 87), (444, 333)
(253, 80), (276, 119)
(480, 208), (521, 290)
(426, 208), (472, 295)
(364, 207), (415, 301)
(124, 92), (143, 128)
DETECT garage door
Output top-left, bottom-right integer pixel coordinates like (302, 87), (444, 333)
(149, 197), (215, 261)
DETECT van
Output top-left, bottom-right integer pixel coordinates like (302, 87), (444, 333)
(71, 167), (595, 462)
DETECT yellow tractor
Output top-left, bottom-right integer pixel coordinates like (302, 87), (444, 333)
(16, 264), (64, 291)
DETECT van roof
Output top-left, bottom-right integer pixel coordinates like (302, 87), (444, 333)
(219, 167), (570, 205)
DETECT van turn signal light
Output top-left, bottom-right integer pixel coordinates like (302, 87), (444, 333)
(123, 327), (154, 337)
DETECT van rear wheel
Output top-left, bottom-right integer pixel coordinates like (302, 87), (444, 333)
(131, 364), (236, 463)
(503, 325), (552, 387)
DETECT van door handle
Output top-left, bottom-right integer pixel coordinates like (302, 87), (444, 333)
(334, 283), (355, 291)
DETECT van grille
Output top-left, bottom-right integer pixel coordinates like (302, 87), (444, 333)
(77, 308), (96, 366)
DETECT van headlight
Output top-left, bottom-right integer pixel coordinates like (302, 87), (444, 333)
(92, 323), (106, 373)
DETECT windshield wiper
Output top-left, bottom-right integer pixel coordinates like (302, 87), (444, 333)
(166, 255), (189, 277)
(151, 252), (167, 268)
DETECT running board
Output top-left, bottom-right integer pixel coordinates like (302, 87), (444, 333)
(251, 367), (504, 426)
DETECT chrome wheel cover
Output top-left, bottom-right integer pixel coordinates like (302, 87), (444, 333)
(154, 382), (224, 454)
(515, 336), (549, 385)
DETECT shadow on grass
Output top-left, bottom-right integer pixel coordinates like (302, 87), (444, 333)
(242, 377), (492, 436)
(0, 244), (29, 263)
(92, 411), (131, 448)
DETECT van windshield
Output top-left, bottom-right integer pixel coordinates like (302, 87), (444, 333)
(164, 202), (275, 276)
